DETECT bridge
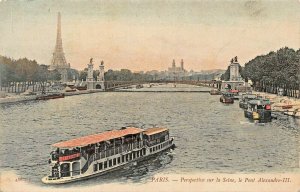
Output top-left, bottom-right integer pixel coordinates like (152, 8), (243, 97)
(104, 80), (222, 91)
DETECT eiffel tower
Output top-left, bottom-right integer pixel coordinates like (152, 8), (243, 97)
(50, 12), (70, 82)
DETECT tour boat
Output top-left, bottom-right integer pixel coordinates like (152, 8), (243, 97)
(244, 99), (272, 123)
(42, 127), (175, 184)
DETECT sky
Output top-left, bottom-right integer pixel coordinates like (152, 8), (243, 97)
(0, 0), (299, 71)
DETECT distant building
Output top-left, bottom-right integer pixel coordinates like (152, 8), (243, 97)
(50, 12), (70, 83)
(85, 58), (105, 91)
(167, 59), (187, 80)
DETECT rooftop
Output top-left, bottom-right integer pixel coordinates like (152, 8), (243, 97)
(53, 127), (143, 148)
(144, 127), (168, 136)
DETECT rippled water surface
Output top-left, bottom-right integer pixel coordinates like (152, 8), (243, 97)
(0, 84), (299, 186)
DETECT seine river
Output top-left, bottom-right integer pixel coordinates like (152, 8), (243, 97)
(0, 84), (299, 188)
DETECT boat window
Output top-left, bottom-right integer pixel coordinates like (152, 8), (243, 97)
(126, 154), (129, 161)
(140, 150), (143, 156)
(99, 163), (103, 170)
(122, 155), (125, 163)
(137, 151), (139, 158)
(109, 160), (112, 167)
(133, 152), (136, 159)
(150, 148), (152, 153)
(113, 158), (116, 166)
(104, 161), (107, 169)
(117, 157), (121, 164)
(129, 153), (132, 160)
(93, 164), (98, 172)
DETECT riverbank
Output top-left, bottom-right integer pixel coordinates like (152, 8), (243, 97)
(252, 91), (300, 118)
(0, 90), (104, 104)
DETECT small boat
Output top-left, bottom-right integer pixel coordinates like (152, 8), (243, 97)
(220, 92), (234, 104)
(244, 99), (272, 123)
(239, 94), (257, 109)
(42, 127), (175, 184)
(229, 90), (240, 100)
(210, 89), (221, 95)
(36, 93), (65, 100)
(75, 86), (87, 91)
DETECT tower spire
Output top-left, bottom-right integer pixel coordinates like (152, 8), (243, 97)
(51, 12), (69, 82)
(55, 12), (63, 53)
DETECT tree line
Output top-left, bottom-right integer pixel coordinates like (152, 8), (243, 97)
(0, 55), (80, 85)
(243, 47), (300, 97)
(221, 47), (300, 97)
(79, 68), (154, 82)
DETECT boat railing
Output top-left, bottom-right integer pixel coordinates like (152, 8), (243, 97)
(81, 153), (96, 174)
(80, 141), (143, 173)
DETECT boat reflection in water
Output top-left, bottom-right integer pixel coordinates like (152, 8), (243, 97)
(42, 127), (175, 184)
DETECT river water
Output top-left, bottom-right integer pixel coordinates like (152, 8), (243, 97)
(0, 84), (299, 188)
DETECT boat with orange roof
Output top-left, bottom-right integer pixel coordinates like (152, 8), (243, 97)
(42, 127), (175, 184)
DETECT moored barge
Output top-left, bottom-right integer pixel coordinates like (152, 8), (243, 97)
(244, 99), (272, 123)
(42, 127), (175, 184)
(36, 93), (65, 100)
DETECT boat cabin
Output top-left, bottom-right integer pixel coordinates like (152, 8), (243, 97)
(143, 128), (169, 146)
(239, 94), (257, 109)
